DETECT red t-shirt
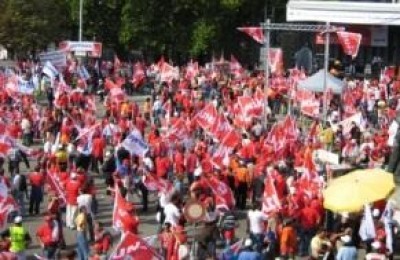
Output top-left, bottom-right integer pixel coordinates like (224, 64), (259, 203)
(298, 206), (320, 229)
(29, 172), (45, 187)
(65, 179), (81, 205)
(92, 137), (105, 158)
(36, 223), (53, 246)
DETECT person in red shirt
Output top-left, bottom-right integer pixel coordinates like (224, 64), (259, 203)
(65, 173), (81, 229)
(36, 214), (59, 259)
(159, 222), (176, 259)
(155, 152), (171, 179)
(297, 204), (321, 256)
(92, 221), (111, 257)
(91, 134), (105, 174)
(185, 148), (198, 185)
(28, 166), (45, 215)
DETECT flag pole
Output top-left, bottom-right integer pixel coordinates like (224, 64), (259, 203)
(322, 22), (330, 125)
(264, 18), (271, 126)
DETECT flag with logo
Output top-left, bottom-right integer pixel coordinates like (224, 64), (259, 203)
(142, 174), (174, 195)
(122, 128), (149, 157)
(336, 31), (362, 59)
(110, 232), (162, 260)
(46, 170), (67, 206)
(193, 104), (219, 131)
(262, 177), (281, 216)
(112, 185), (135, 231)
(205, 176), (235, 210)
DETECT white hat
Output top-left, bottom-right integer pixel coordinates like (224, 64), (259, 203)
(14, 216), (22, 224)
(71, 172), (77, 179)
(371, 241), (381, 250)
(244, 238), (253, 247)
(194, 167), (202, 177)
(372, 208), (380, 217)
(340, 235), (351, 243)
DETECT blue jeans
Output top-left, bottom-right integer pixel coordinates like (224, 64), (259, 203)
(298, 228), (316, 256)
(250, 232), (264, 252)
(77, 231), (89, 260)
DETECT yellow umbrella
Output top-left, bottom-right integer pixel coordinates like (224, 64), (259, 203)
(323, 169), (395, 212)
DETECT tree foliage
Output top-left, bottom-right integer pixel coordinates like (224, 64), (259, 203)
(0, 0), (287, 62)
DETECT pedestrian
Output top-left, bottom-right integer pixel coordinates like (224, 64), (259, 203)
(77, 187), (95, 242)
(28, 165), (45, 216)
(65, 172), (81, 229)
(336, 235), (357, 260)
(75, 206), (90, 260)
(279, 218), (297, 259)
(1, 216), (31, 260)
(36, 214), (59, 259)
(247, 203), (267, 252)
(11, 172), (28, 217)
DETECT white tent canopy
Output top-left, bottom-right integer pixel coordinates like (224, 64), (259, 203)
(298, 69), (344, 94)
(287, 1), (400, 25)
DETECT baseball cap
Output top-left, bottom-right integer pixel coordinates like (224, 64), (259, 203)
(14, 216), (22, 224)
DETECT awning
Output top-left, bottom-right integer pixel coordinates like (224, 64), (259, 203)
(298, 69), (344, 94)
(287, 1), (400, 25)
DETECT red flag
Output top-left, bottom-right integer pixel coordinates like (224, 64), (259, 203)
(46, 170), (67, 206)
(268, 48), (283, 75)
(193, 104), (219, 131)
(237, 27), (264, 44)
(132, 62), (146, 87)
(211, 144), (232, 169)
(142, 174), (174, 194)
(165, 118), (189, 142)
(230, 55), (244, 79)
(185, 60), (199, 80)
(262, 177), (281, 215)
(300, 98), (320, 118)
(336, 31), (362, 59)
(114, 55), (121, 72)
(112, 185), (135, 231)
(205, 176), (235, 210)
(0, 196), (18, 230)
(110, 232), (162, 260)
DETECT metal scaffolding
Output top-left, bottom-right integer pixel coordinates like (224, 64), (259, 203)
(261, 20), (344, 123)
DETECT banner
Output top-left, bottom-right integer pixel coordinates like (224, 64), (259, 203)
(331, 112), (362, 134)
(0, 196), (18, 231)
(112, 185), (134, 231)
(237, 27), (264, 44)
(122, 129), (149, 157)
(59, 41), (102, 58)
(110, 232), (162, 260)
(39, 50), (67, 68)
(205, 176), (235, 210)
(262, 177), (281, 215)
(142, 174), (173, 194)
(46, 171), (67, 206)
(336, 31), (362, 59)
(42, 61), (59, 79)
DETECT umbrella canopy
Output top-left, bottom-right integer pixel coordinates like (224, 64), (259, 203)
(323, 169), (395, 212)
(298, 69), (345, 94)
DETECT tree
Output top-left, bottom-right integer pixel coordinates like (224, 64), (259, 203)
(0, 0), (72, 57)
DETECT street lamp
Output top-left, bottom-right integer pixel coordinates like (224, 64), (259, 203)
(79, 0), (83, 41)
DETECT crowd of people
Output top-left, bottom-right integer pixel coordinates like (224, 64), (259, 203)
(0, 56), (398, 260)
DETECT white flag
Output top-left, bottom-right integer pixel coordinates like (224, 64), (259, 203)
(42, 61), (59, 79)
(122, 128), (149, 157)
(359, 204), (376, 241)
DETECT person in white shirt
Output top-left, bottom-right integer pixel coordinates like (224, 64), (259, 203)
(247, 203), (267, 251)
(77, 189), (94, 242)
(163, 194), (181, 227)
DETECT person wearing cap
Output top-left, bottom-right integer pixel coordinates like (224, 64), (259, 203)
(1, 216), (31, 259)
(336, 235), (357, 260)
(36, 214), (59, 259)
(237, 238), (262, 260)
(65, 172), (81, 229)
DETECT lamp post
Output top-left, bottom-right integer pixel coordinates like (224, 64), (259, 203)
(79, 0), (83, 41)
